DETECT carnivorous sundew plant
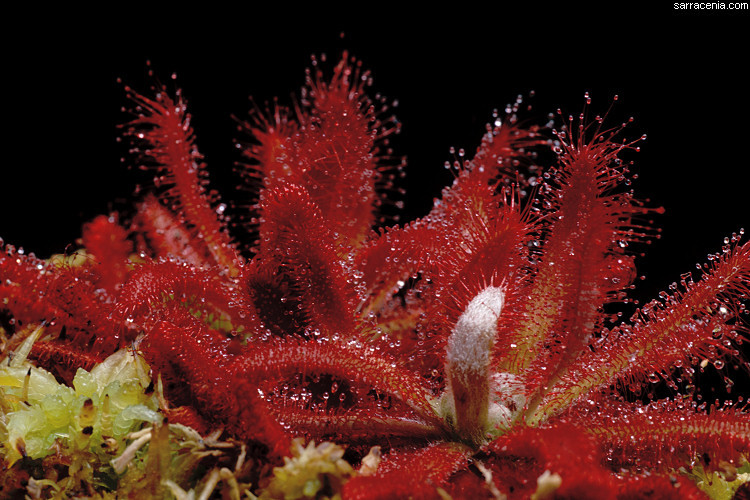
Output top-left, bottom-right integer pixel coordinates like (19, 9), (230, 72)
(1, 52), (749, 499)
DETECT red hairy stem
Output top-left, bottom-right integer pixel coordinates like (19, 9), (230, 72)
(342, 442), (473, 500)
(444, 286), (505, 445)
(124, 86), (240, 275)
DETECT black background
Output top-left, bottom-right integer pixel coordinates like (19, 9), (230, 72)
(1, 6), (748, 322)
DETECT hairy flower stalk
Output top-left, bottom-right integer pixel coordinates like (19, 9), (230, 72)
(443, 286), (505, 445)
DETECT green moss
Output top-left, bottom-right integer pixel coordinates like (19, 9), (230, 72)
(1, 329), (267, 498)
(0, 328), (159, 496)
(684, 460), (750, 500)
(260, 439), (355, 500)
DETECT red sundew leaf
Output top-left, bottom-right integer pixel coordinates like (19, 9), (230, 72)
(399, 206), (531, 383)
(574, 399), (750, 471)
(532, 240), (750, 422)
(335, 114), (539, 370)
(29, 338), (105, 384)
(238, 101), (298, 193)
(356, 137), (537, 370)
(113, 258), (261, 335)
(45, 266), (122, 349)
(426, 109), (546, 227)
(355, 220), (436, 317)
(0, 246), (131, 353)
(131, 194), (215, 267)
(468, 112), (547, 190)
(231, 337), (444, 429)
(123, 86), (240, 276)
(268, 405), (445, 444)
(616, 474), (709, 500)
(353, 181), (533, 380)
(241, 54), (399, 251)
(140, 313), (235, 407)
(80, 214), (132, 294)
(422, 201), (532, 340)
(256, 182), (363, 336)
(235, 101), (298, 243)
(0, 245), (61, 325)
(341, 442), (473, 500)
(357, 182), (533, 373)
(242, 260), (308, 338)
(142, 315), (446, 456)
(485, 423), (618, 499)
(293, 55), (392, 249)
(141, 314), (292, 457)
(508, 123), (652, 400)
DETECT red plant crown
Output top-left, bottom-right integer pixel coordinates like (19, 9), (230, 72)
(1, 52), (748, 499)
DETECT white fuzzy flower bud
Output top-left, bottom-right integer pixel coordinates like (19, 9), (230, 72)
(445, 286), (504, 445)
